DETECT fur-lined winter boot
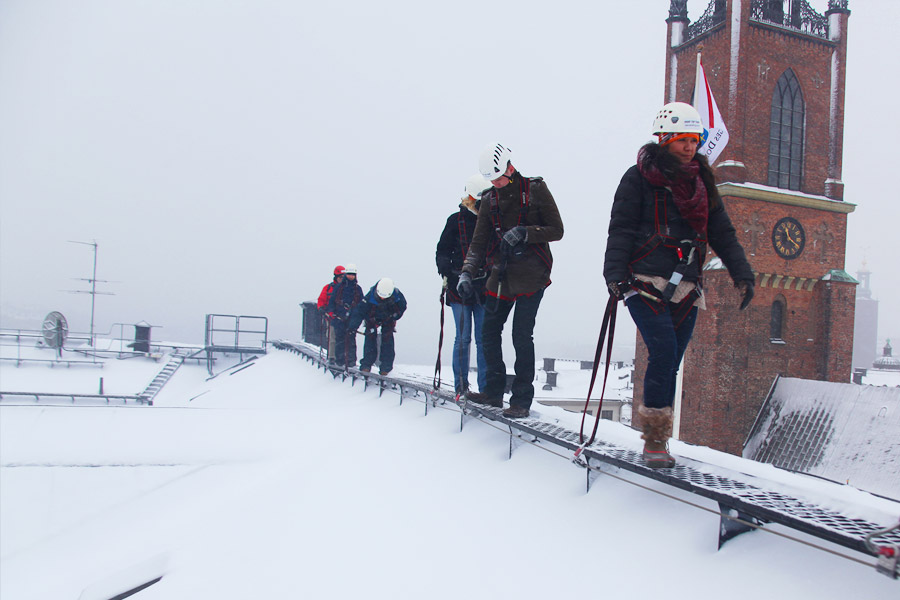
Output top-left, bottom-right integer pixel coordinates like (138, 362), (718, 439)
(638, 405), (676, 469)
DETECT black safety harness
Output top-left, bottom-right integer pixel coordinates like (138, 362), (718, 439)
(627, 189), (705, 322)
(482, 176), (553, 302)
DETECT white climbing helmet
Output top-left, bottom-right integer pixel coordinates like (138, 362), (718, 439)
(651, 102), (704, 136)
(464, 174), (490, 199)
(344, 263), (358, 275)
(376, 278), (394, 299)
(478, 142), (512, 181)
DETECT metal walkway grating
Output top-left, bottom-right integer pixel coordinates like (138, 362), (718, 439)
(273, 340), (900, 576)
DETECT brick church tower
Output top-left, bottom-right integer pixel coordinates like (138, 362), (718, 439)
(632, 0), (856, 455)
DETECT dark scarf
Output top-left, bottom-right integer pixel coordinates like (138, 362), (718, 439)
(637, 143), (709, 237)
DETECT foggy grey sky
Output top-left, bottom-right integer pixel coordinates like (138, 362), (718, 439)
(1, 0), (897, 366)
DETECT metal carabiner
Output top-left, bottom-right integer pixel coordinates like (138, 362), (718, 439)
(864, 520), (900, 578)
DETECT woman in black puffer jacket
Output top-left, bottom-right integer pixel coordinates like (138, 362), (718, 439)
(435, 175), (490, 395)
(603, 102), (755, 469)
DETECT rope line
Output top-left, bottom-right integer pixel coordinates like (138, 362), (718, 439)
(279, 342), (890, 574)
(351, 365), (881, 571)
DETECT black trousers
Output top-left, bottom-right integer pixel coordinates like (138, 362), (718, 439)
(360, 321), (395, 372)
(481, 289), (544, 409)
(332, 320), (357, 367)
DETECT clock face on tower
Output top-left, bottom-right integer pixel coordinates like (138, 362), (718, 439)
(772, 217), (805, 259)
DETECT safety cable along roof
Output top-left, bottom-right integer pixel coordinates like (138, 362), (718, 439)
(273, 340), (900, 579)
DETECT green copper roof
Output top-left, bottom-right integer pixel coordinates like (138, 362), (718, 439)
(821, 269), (858, 283)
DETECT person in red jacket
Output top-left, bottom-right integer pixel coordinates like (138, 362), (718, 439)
(318, 265), (345, 311)
(317, 265), (344, 360)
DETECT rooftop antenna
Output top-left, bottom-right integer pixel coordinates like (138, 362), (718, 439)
(65, 240), (115, 347)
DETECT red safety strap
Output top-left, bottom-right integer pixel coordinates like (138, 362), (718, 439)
(457, 211), (470, 257)
(577, 295), (618, 449)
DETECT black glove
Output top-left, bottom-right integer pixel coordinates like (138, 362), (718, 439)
(738, 280), (754, 310)
(502, 226), (526, 246)
(607, 280), (631, 300)
(500, 226), (527, 257)
(457, 271), (474, 300)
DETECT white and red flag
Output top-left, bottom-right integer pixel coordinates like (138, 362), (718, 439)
(692, 52), (729, 164)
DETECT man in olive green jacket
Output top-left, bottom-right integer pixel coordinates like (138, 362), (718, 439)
(457, 143), (564, 418)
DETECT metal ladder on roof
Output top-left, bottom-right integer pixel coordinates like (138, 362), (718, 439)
(138, 349), (191, 405)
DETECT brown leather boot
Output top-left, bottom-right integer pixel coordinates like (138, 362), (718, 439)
(638, 405), (676, 469)
(502, 405), (530, 419)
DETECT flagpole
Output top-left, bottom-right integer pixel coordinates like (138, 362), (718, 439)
(695, 50), (702, 106)
(695, 44), (703, 101)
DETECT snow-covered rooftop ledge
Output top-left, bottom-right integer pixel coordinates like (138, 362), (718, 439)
(718, 181), (857, 214)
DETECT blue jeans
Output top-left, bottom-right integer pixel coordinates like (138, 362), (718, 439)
(482, 289), (544, 409)
(450, 302), (486, 393)
(626, 295), (698, 410)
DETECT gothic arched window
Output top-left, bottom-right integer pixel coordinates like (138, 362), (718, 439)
(770, 296), (786, 341)
(768, 69), (805, 190)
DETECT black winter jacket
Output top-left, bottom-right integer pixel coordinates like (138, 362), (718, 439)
(604, 145), (754, 287)
(327, 280), (363, 322)
(436, 205), (485, 305)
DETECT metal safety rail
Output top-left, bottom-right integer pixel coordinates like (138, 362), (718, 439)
(203, 314), (268, 376)
(273, 339), (900, 578)
(0, 391), (145, 405)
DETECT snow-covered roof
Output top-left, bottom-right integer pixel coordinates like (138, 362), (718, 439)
(744, 376), (900, 500)
(3, 343), (900, 597)
(861, 368), (900, 386)
(873, 356), (900, 370)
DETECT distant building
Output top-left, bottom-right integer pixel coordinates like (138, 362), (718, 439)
(535, 358), (633, 424)
(873, 340), (900, 371)
(853, 263), (878, 370)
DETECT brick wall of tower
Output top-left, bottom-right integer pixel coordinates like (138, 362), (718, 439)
(816, 279), (857, 382)
(663, 3), (848, 199)
(723, 195), (848, 276)
(678, 269), (845, 455)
